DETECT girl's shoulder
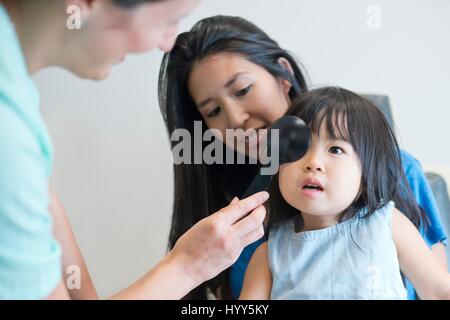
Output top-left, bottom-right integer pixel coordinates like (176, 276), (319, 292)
(270, 216), (296, 233)
(357, 200), (394, 216)
(268, 216), (296, 244)
(357, 201), (396, 230)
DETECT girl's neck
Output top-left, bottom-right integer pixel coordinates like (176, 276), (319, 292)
(3, 0), (63, 74)
(296, 212), (340, 232)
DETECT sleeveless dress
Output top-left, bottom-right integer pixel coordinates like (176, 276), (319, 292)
(268, 201), (407, 299)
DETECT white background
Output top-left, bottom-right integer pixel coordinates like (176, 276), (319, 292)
(34, 0), (450, 297)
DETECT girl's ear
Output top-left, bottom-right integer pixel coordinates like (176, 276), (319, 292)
(277, 57), (294, 96)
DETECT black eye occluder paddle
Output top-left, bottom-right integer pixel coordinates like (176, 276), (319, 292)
(242, 116), (311, 199)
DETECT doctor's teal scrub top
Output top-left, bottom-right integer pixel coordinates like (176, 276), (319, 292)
(0, 5), (62, 299)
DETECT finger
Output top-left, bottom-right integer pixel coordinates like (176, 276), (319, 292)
(223, 191), (269, 224)
(240, 224), (265, 248)
(232, 205), (266, 238)
(230, 197), (239, 205)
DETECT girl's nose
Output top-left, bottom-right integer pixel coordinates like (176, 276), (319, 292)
(303, 151), (325, 173)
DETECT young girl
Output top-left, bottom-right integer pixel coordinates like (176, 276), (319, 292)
(239, 87), (450, 300)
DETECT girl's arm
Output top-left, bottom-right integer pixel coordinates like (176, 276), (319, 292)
(431, 243), (448, 270)
(239, 242), (272, 300)
(392, 208), (450, 299)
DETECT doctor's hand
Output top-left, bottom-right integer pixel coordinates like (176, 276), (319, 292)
(169, 191), (269, 288)
(112, 191), (269, 300)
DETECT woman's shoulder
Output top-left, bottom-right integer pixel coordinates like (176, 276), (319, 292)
(399, 150), (424, 176)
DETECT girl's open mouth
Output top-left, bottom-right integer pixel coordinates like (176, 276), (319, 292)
(299, 178), (324, 197)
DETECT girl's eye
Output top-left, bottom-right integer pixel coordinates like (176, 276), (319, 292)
(235, 85), (252, 97)
(329, 146), (344, 155)
(207, 106), (221, 118)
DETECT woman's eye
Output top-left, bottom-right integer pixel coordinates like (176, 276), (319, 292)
(235, 85), (252, 97)
(207, 106), (221, 118)
(329, 146), (344, 155)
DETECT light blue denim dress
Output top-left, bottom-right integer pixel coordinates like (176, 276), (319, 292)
(268, 201), (407, 299)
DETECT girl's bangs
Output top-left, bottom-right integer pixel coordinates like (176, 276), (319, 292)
(303, 100), (352, 144)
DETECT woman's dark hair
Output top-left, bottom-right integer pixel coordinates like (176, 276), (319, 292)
(112, 0), (165, 8)
(268, 87), (426, 231)
(158, 15), (308, 299)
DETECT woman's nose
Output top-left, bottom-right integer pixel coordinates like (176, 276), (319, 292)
(224, 102), (249, 129)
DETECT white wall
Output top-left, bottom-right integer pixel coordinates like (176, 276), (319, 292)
(34, 0), (450, 297)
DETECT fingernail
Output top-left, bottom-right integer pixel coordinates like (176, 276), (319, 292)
(262, 192), (269, 201)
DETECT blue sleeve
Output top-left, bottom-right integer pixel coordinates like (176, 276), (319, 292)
(0, 106), (62, 299)
(400, 150), (448, 300)
(400, 150), (448, 246)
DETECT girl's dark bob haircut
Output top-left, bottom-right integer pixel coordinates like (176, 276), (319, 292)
(268, 86), (426, 230)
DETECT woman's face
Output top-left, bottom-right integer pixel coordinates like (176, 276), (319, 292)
(65, 0), (200, 80)
(187, 53), (293, 158)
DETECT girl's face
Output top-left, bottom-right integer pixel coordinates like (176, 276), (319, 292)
(188, 53), (292, 158)
(65, 0), (200, 80)
(279, 123), (362, 219)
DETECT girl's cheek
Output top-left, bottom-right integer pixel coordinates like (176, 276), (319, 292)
(278, 164), (288, 177)
(278, 165), (294, 189)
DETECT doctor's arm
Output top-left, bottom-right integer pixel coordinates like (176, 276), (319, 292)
(111, 193), (268, 299)
(49, 190), (98, 299)
(392, 208), (450, 299)
(48, 192), (268, 299)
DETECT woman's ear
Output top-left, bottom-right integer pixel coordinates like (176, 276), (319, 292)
(277, 57), (294, 96)
(65, 0), (96, 22)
